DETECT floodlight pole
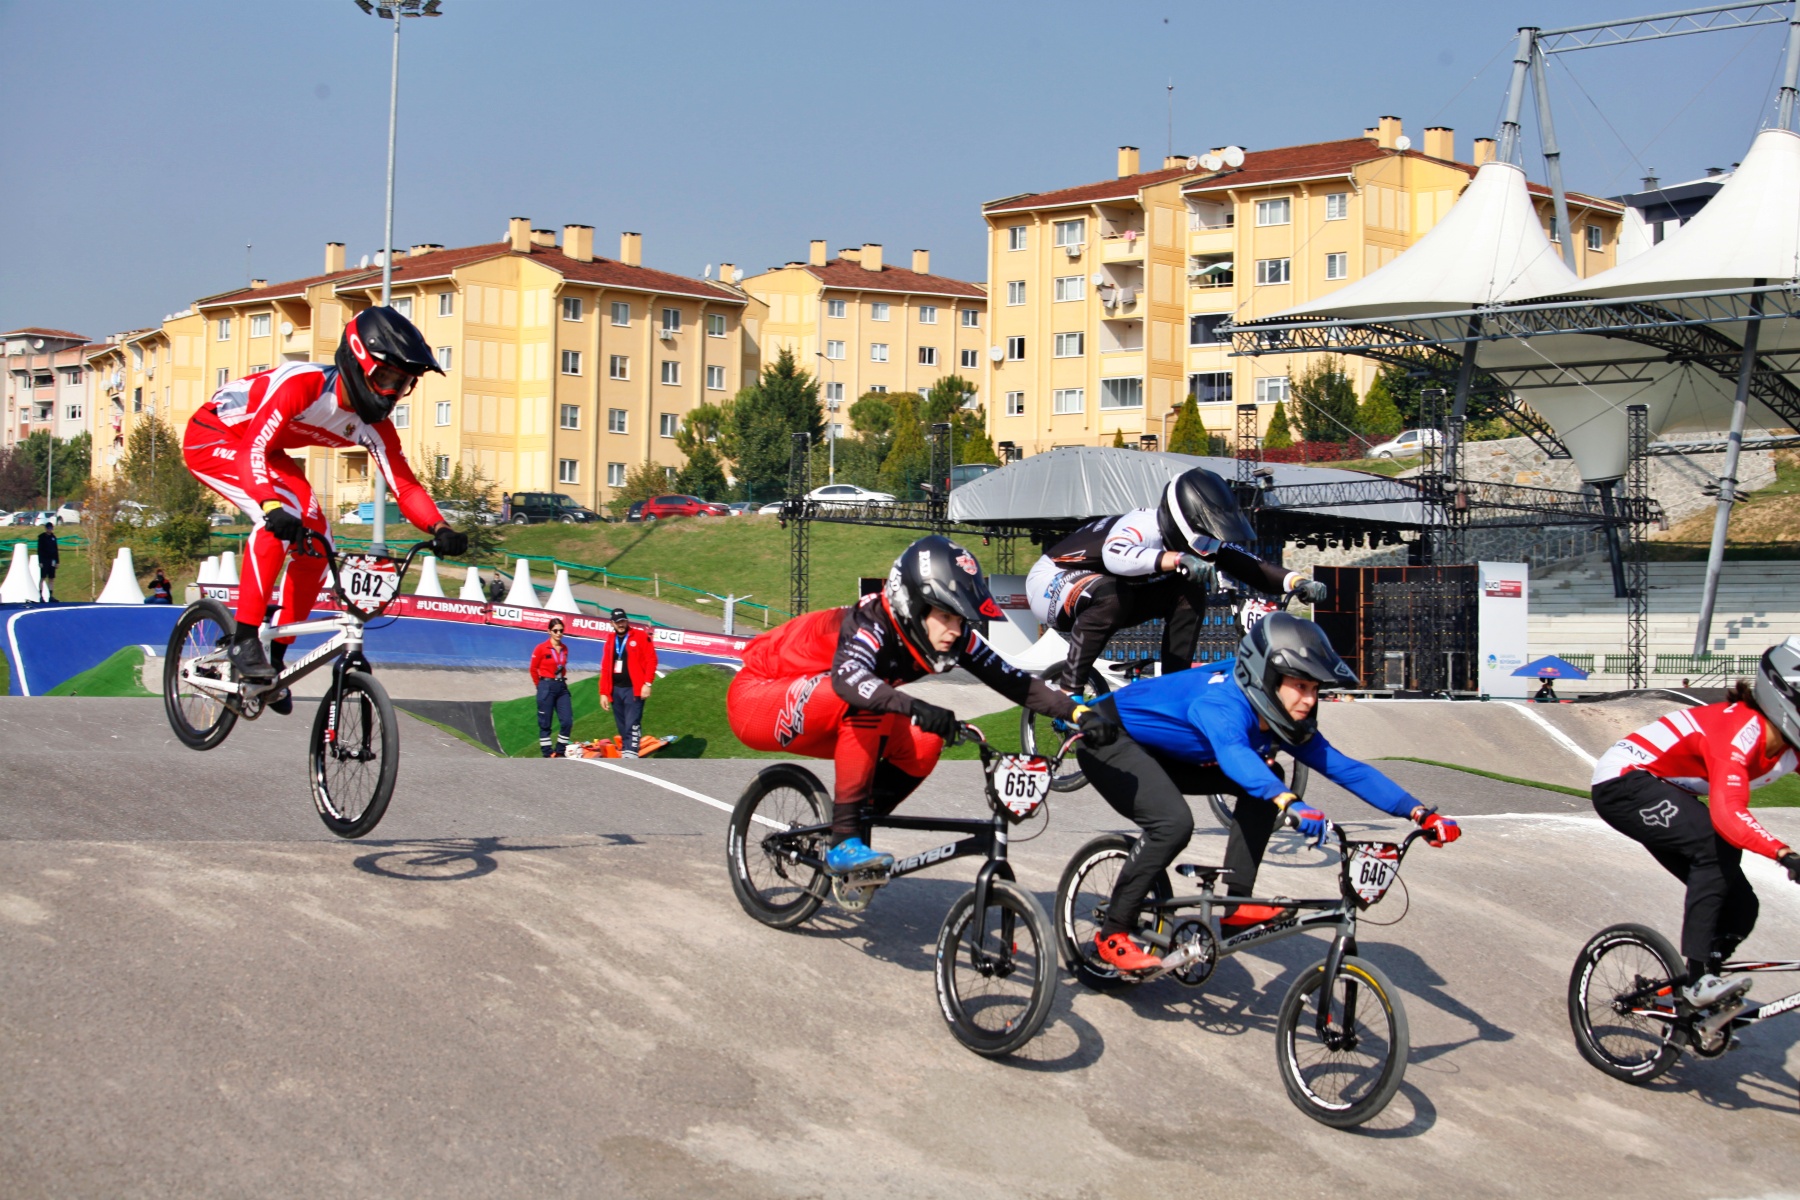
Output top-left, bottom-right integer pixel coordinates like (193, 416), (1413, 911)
(1779, 2), (1800, 129)
(366, 5), (403, 556)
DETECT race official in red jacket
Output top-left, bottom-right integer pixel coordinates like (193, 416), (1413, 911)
(530, 618), (573, 758)
(599, 609), (658, 757)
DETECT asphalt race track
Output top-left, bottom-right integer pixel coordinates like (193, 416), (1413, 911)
(3, 696), (1799, 1198)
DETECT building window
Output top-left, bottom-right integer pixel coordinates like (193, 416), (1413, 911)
(249, 364), (267, 375)
(918, 305), (937, 324)
(707, 313), (726, 337)
(426, 454), (448, 480)
(562, 296), (583, 321)
(392, 403), (410, 428)
(1586, 224), (1604, 251)
(868, 385), (887, 393)
(1255, 198), (1292, 226)
(1007, 226), (1028, 251)
(437, 346), (452, 370)
(64, 403), (82, 422)
(1255, 376), (1291, 404)
(561, 350), (582, 375)
(1325, 192), (1348, 221)
(960, 349), (979, 369)
(1053, 332), (1084, 358)
(1054, 218), (1086, 247)
(661, 360), (680, 384)
(961, 308), (980, 328)
(216, 367), (228, 388)
(660, 413), (678, 438)
(1325, 252), (1348, 280)
(1189, 371), (1233, 404)
(660, 308), (681, 332)
(1006, 336), (1025, 361)
(560, 403), (581, 430)
(133, 387), (143, 412)
(611, 301), (630, 326)
(1255, 258), (1291, 285)
(1006, 281), (1026, 306)
(436, 401), (452, 425)
(249, 313), (270, 338)
(1100, 377), (1143, 409)
(826, 298), (846, 318)
(609, 354), (629, 380)
(607, 462), (626, 487)
(870, 301), (890, 321)
(918, 346), (937, 366)
(824, 381), (844, 403)
(706, 364), (725, 390)
(1053, 275), (1086, 302)
(1005, 391), (1025, 416)
(1053, 388), (1084, 414)
(558, 458), (579, 484)
(870, 343), (889, 362)
(1189, 313), (1228, 345)
(389, 296), (411, 319)
(216, 318), (231, 341)
(438, 292), (454, 316)
(825, 339), (846, 360)
(608, 408), (628, 434)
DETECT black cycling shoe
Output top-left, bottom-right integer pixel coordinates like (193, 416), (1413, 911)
(267, 688), (293, 715)
(227, 635), (276, 683)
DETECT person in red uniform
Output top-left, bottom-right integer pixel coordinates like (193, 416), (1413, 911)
(530, 617), (573, 758)
(182, 306), (467, 701)
(598, 607), (658, 758)
(1591, 636), (1800, 1010)
(728, 534), (1118, 873)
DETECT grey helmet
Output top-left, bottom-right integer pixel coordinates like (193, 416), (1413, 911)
(1754, 636), (1800, 750)
(1233, 612), (1359, 745)
(1158, 467), (1256, 551)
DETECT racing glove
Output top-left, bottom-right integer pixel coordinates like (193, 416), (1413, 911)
(1288, 803), (1329, 846)
(911, 699), (960, 741)
(431, 524), (469, 557)
(1291, 577), (1328, 605)
(1779, 849), (1800, 884)
(1419, 811), (1461, 846)
(1176, 553), (1217, 589)
(260, 501), (304, 543)
(1072, 703), (1119, 747)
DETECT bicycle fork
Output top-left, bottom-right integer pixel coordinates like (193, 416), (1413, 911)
(1317, 926), (1360, 1047)
(968, 855), (1019, 975)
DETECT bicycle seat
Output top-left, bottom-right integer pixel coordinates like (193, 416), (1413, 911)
(1175, 864), (1232, 887)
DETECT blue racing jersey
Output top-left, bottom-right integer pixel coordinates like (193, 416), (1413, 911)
(1105, 659), (1420, 817)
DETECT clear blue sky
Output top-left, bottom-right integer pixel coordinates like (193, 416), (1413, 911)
(1, 0), (1785, 338)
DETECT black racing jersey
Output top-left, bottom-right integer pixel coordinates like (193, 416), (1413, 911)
(1044, 507), (1289, 593)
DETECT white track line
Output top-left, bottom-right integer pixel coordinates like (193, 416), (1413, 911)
(572, 756), (782, 827)
(1502, 701), (1598, 768)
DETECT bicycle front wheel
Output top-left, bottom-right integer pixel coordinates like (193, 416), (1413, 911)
(1020, 665), (1108, 793)
(727, 763), (831, 929)
(1054, 833), (1172, 990)
(1276, 955), (1409, 1127)
(309, 670), (399, 839)
(935, 878), (1057, 1057)
(163, 599), (239, 751)
(1568, 923), (1684, 1084)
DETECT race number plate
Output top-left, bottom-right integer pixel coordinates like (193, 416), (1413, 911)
(994, 754), (1050, 820)
(1240, 596), (1279, 629)
(1347, 843), (1401, 907)
(337, 554), (401, 616)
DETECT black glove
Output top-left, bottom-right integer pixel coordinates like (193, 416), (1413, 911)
(911, 700), (960, 740)
(1294, 577), (1328, 605)
(1074, 703), (1119, 747)
(260, 504), (303, 543)
(1781, 850), (1800, 884)
(432, 525), (469, 557)
(1177, 552), (1216, 589)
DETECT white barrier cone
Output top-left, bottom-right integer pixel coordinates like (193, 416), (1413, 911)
(503, 558), (541, 608)
(96, 546), (146, 604)
(545, 568), (581, 614)
(414, 554), (446, 598)
(197, 556), (219, 584)
(459, 566), (486, 601)
(29, 554), (41, 596)
(217, 550), (240, 585)
(0, 542), (33, 603)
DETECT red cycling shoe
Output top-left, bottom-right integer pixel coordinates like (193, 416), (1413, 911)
(1095, 931), (1162, 972)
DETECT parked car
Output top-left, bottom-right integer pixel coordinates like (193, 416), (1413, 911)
(641, 494), (730, 520)
(436, 501), (500, 527)
(55, 503), (82, 524)
(1367, 429), (1443, 460)
(25, 510), (61, 526)
(624, 500), (646, 523)
(806, 483), (895, 508)
(208, 511), (241, 527)
(0, 510), (34, 527)
(758, 501), (785, 516)
(509, 490), (605, 524)
(725, 501), (759, 517)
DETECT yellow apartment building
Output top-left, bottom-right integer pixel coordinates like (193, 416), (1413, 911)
(741, 242), (986, 430)
(983, 120), (1623, 456)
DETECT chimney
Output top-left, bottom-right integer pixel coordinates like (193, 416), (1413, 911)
(619, 231), (642, 266)
(809, 238), (828, 266)
(1423, 126), (1453, 161)
(839, 246), (861, 263)
(508, 217), (531, 253)
(911, 248), (930, 274)
(1163, 154), (1188, 169)
(1363, 126), (1379, 141)
(408, 243), (441, 258)
(860, 243), (883, 272)
(1473, 137), (1496, 166)
(1377, 116), (1402, 149)
(530, 228), (556, 248)
(1117, 145), (1140, 177)
(562, 225), (593, 262)
(1705, 166), (1725, 177)
(1641, 172), (1660, 190)
(324, 242), (346, 273)
(718, 262), (736, 284)
(250, 278), (267, 289)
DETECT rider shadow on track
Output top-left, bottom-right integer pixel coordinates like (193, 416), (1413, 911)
(1644, 1034), (1800, 1114)
(1357, 940), (1515, 1073)
(351, 835), (600, 882)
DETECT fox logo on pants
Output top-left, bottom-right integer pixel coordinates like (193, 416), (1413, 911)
(1640, 798), (1680, 828)
(774, 674), (824, 747)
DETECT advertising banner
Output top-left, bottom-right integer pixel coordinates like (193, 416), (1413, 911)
(1477, 561), (1531, 698)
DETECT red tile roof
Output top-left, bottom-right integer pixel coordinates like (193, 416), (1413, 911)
(1, 327), (89, 342)
(199, 266), (378, 309)
(328, 240), (745, 304)
(799, 258), (985, 299)
(984, 165), (1196, 215)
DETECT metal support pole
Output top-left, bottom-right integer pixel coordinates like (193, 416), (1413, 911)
(1447, 317), (1482, 488)
(370, 5), (402, 557)
(1694, 282), (1767, 653)
(1530, 43), (1577, 270)
(1627, 405), (1651, 689)
(788, 432), (811, 617)
(1595, 479), (1629, 599)
(1779, 3), (1800, 130)
(1496, 27), (1538, 165)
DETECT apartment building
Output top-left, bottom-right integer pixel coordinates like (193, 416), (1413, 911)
(3, 327), (92, 447)
(983, 121), (1624, 456)
(741, 242), (986, 429)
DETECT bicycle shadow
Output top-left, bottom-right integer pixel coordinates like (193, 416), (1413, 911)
(1637, 1033), (1800, 1115)
(351, 835), (600, 882)
(1356, 940), (1516, 1072)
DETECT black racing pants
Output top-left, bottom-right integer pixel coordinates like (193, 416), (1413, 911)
(1051, 574), (1205, 689)
(1076, 724), (1283, 937)
(1592, 770), (1760, 970)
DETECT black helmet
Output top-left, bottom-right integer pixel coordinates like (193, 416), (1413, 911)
(882, 534), (1005, 672)
(1754, 636), (1800, 750)
(1233, 612), (1358, 744)
(1158, 467), (1255, 551)
(334, 305), (442, 424)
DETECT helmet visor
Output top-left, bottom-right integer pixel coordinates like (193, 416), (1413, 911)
(369, 363), (419, 398)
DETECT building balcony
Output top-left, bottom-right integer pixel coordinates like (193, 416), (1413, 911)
(1100, 236), (1145, 264)
(1187, 227), (1234, 256)
(1099, 294), (1144, 320)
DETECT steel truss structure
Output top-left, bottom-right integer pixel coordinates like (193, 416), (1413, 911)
(1627, 405), (1653, 688)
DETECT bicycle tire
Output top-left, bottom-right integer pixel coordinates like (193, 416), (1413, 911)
(935, 878), (1057, 1057)
(163, 598), (240, 751)
(1205, 758), (1309, 829)
(308, 671), (399, 839)
(1568, 923), (1685, 1084)
(1053, 833), (1173, 991)
(1276, 954), (1409, 1127)
(1020, 666), (1110, 793)
(726, 763), (831, 930)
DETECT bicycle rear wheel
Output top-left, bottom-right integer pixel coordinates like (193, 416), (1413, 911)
(163, 599), (239, 751)
(1020, 666), (1109, 793)
(727, 763), (830, 929)
(309, 670), (399, 839)
(935, 878), (1057, 1057)
(1275, 955), (1409, 1128)
(1568, 923), (1684, 1084)
(1054, 833), (1172, 990)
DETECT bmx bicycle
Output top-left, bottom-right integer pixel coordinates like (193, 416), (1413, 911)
(1056, 817), (1432, 1127)
(1569, 924), (1800, 1085)
(726, 722), (1076, 1057)
(162, 530), (433, 839)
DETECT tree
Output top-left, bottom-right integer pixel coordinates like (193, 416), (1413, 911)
(0, 446), (36, 510)
(1355, 373), (1404, 440)
(426, 453), (503, 561)
(724, 348), (824, 500)
(16, 431), (91, 506)
(605, 461), (673, 518)
(117, 416), (211, 561)
(1290, 357), (1359, 443)
(921, 375), (998, 467)
(878, 394), (931, 498)
(1111, 429), (1127, 448)
(675, 441), (729, 499)
(1264, 400), (1295, 450)
(1167, 394), (1206, 455)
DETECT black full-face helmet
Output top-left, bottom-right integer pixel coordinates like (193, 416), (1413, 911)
(334, 305), (442, 424)
(882, 534), (1005, 672)
(1233, 612), (1359, 744)
(1158, 467), (1256, 551)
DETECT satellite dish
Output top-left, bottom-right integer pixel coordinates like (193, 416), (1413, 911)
(988, 345), (1005, 363)
(1199, 153), (1222, 172)
(280, 321), (294, 336)
(1394, 135), (1412, 152)
(732, 268), (744, 283)
(703, 264), (713, 278)
(1090, 272), (1105, 287)
(31, 339), (44, 349)
(1221, 146), (1245, 168)
(1184, 156), (1200, 171)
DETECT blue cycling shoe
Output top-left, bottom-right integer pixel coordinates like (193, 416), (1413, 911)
(825, 837), (893, 874)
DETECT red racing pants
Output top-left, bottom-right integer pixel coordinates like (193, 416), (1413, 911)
(728, 670), (941, 839)
(182, 425), (332, 634)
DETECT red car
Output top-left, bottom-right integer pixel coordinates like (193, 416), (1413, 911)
(641, 494), (730, 520)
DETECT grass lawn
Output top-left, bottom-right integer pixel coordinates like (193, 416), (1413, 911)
(1325, 456), (1414, 478)
(43, 646), (155, 697)
(1650, 450), (1800, 560)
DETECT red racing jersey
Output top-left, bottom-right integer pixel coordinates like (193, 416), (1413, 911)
(187, 361), (442, 532)
(1593, 701), (1796, 858)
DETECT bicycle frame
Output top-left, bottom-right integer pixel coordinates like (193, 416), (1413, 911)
(1619, 961), (1800, 1034)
